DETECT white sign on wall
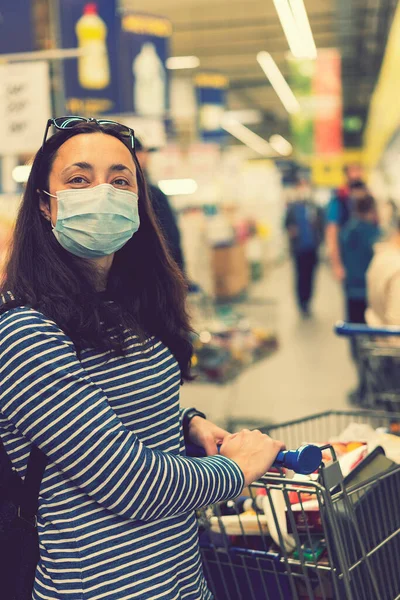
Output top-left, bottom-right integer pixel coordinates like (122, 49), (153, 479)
(0, 61), (51, 156)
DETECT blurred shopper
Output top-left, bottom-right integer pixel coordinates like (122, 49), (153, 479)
(0, 117), (284, 600)
(367, 215), (400, 326)
(341, 195), (381, 404)
(285, 178), (324, 317)
(135, 138), (185, 273)
(340, 195), (381, 324)
(380, 198), (399, 235)
(326, 164), (366, 281)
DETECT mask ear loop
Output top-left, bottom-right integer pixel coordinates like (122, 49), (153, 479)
(41, 190), (57, 199)
(38, 189), (57, 228)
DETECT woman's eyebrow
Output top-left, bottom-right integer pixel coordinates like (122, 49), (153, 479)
(109, 164), (135, 177)
(61, 162), (93, 175)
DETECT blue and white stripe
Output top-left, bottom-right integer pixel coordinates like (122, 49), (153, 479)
(0, 306), (244, 599)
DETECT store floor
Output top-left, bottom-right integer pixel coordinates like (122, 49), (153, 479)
(181, 260), (356, 430)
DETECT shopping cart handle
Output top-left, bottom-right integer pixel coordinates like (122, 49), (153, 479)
(274, 445), (322, 474)
(335, 321), (400, 337)
(186, 443), (322, 475)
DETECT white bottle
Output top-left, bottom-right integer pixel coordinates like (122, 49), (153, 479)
(75, 3), (110, 90)
(133, 42), (166, 117)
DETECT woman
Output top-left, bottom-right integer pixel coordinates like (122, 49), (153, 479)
(0, 117), (283, 600)
(367, 215), (400, 326)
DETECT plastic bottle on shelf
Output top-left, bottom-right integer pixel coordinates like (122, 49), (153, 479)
(75, 3), (110, 90)
(133, 43), (166, 117)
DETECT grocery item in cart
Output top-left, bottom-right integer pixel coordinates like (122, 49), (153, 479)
(329, 420), (400, 463)
(210, 513), (269, 537)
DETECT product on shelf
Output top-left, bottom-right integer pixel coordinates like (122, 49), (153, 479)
(188, 299), (278, 384)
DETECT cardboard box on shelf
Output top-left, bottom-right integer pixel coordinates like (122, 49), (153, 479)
(212, 244), (249, 299)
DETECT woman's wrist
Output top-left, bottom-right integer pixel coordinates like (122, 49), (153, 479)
(182, 408), (206, 440)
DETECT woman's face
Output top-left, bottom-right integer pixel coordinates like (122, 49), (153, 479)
(40, 132), (138, 225)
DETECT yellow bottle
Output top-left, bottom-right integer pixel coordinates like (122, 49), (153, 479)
(75, 3), (110, 90)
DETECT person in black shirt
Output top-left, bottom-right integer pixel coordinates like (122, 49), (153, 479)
(135, 139), (186, 273)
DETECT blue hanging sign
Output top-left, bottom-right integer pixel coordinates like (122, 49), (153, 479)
(0, 0), (34, 54)
(118, 13), (171, 116)
(195, 73), (228, 142)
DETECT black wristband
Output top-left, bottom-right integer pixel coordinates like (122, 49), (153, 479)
(182, 408), (206, 439)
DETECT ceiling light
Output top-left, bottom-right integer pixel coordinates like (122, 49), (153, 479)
(166, 56), (200, 70)
(158, 179), (198, 196)
(289, 0), (317, 59)
(269, 134), (293, 156)
(221, 116), (274, 156)
(223, 109), (263, 125)
(273, 0), (304, 58)
(257, 52), (300, 114)
(273, 0), (317, 59)
(12, 165), (31, 183)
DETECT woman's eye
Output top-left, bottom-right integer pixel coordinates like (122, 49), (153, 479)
(113, 178), (129, 187)
(69, 176), (88, 185)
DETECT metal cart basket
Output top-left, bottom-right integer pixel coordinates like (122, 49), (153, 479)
(336, 322), (400, 413)
(198, 410), (400, 600)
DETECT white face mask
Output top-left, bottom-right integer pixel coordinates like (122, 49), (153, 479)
(44, 183), (140, 258)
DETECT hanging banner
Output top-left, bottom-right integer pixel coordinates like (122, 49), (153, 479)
(58, 0), (121, 115)
(0, 0), (34, 54)
(287, 58), (315, 156)
(118, 13), (171, 116)
(313, 48), (343, 155)
(288, 50), (343, 157)
(0, 62), (51, 156)
(195, 73), (228, 142)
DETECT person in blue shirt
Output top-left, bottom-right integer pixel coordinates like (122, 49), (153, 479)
(340, 194), (381, 324)
(285, 178), (324, 316)
(340, 194), (381, 405)
(325, 164), (366, 281)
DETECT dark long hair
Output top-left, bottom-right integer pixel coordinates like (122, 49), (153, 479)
(1, 121), (193, 381)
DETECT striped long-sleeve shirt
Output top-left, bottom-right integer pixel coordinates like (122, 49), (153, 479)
(0, 307), (244, 600)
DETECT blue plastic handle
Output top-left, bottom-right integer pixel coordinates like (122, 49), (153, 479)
(335, 321), (400, 338)
(273, 445), (322, 475)
(186, 443), (322, 475)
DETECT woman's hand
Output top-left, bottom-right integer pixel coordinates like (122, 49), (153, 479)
(188, 416), (230, 456)
(219, 429), (285, 487)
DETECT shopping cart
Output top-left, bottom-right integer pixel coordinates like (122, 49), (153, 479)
(196, 410), (400, 600)
(335, 322), (400, 412)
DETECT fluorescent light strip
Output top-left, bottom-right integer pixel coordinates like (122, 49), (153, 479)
(273, 0), (304, 58)
(166, 56), (200, 70)
(269, 135), (293, 156)
(273, 0), (317, 59)
(222, 117), (273, 156)
(158, 179), (198, 196)
(289, 0), (317, 59)
(224, 109), (263, 125)
(257, 52), (300, 114)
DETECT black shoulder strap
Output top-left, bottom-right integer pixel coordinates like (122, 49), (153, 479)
(0, 293), (48, 520)
(19, 445), (48, 521)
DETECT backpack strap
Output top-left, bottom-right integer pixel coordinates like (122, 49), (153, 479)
(19, 445), (48, 524)
(0, 439), (23, 500)
(0, 292), (48, 523)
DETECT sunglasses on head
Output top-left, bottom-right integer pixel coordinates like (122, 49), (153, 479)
(42, 116), (135, 151)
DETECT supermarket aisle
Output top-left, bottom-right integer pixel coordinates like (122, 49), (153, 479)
(181, 260), (356, 428)
(244, 260), (356, 423)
